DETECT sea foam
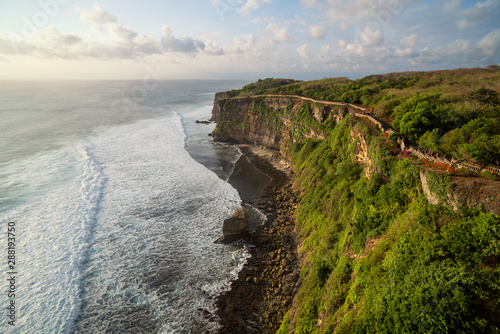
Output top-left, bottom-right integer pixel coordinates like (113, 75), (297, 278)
(1, 111), (245, 333)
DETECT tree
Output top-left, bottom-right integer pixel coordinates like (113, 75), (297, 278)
(468, 88), (499, 105)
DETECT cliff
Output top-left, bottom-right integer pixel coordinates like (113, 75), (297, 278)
(211, 74), (500, 334)
(421, 170), (500, 215)
(211, 94), (331, 151)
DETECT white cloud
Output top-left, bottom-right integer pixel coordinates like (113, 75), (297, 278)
(412, 39), (483, 65)
(0, 36), (38, 56)
(322, 0), (410, 25)
(108, 22), (138, 44)
(479, 28), (500, 56)
(39, 26), (82, 47)
(237, 0), (272, 15)
(204, 41), (225, 55)
(77, 3), (117, 24)
(358, 26), (384, 47)
(457, 0), (500, 29)
(300, 0), (317, 8)
(161, 26), (205, 53)
(297, 44), (310, 60)
(443, 0), (461, 13)
(265, 23), (295, 44)
(232, 34), (257, 53)
(395, 47), (416, 57)
(308, 25), (327, 39)
(400, 34), (417, 48)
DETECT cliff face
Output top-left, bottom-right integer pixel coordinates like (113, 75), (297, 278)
(421, 170), (500, 215)
(211, 94), (338, 152)
(210, 90), (500, 334)
(212, 95), (289, 149)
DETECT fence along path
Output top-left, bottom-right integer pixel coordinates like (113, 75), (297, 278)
(233, 94), (500, 176)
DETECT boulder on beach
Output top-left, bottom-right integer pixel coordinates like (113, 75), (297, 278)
(215, 207), (250, 244)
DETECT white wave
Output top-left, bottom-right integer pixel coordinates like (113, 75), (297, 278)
(0, 144), (106, 333)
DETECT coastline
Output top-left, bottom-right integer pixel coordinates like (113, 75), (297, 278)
(214, 145), (301, 333)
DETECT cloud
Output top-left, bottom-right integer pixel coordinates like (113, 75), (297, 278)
(297, 44), (310, 60)
(300, 0), (317, 8)
(412, 39), (482, 65)
(0, 26), (86, 59)
(0, 36), (38, 56)
(108, 22), (138, 44)
(443, 0), (461, 13)
(479, 28), (500, 56)
(77, 3), (117, 24)
(400, 34), (417, 48)
(322, 0), (410, 25)
(358, 25), (384, 47)
(265, 23), (295, 44)
(204, 41), (225, 55)
(39, 26), (82, 47)
(457, 0), (500, 29)
(395, 47), (416, 57)
(233, 34), (257, 53)
(161, 26), (205, 53)
(237, 0), (272, 15)
(308, 25), (327, 39)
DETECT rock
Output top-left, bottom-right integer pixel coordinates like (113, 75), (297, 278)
(196, 308), (212, 320)
(214, 208), (250, 244)
(285, 272), (299, 283)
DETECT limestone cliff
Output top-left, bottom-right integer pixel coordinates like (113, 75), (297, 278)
(212, 92), (500, 215)
(211, 94), (340, 154)
(210, 88), (500, 334)
(421, 170), (500, 215)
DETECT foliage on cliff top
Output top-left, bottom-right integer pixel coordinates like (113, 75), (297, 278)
(225, 67), (500, 164)
(278, 117), (500, 334)
(227, 78), (300, 97)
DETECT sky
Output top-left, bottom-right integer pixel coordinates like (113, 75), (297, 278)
(0, 0), (499, 80)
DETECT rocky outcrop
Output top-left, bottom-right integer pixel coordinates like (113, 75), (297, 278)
(210, 92), (232, 122)
(420, 170), (441, 205)
(211, 95), (329, 152)
(211, 96), (285, 150)
(420, 170), (500, 215)
(215, 208), (250, 244)
(350, 121), (376, 178)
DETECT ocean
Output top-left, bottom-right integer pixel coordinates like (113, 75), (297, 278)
(0, 80), (258, 333)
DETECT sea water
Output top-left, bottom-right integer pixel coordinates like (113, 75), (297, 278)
(0, 80), (251, 333)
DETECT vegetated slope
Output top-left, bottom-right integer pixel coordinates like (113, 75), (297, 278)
(212, 67), (500, 333)
(280, 119), (499, 333)
(226, 67), (500, 167)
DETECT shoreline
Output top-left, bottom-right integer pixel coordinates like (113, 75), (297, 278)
(214, 145), (301, 333)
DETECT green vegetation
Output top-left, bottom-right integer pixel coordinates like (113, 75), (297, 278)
(285, 117), (499, 333)
(425, 171), (453, 202)
(217, 68), (500, 333)
(252, 97), (285, 131)
(235, 68), (500, 165)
